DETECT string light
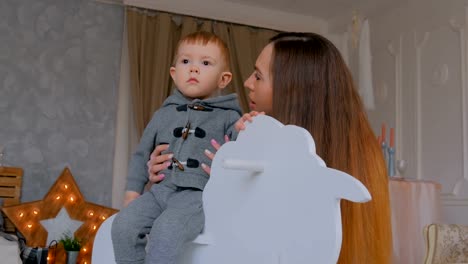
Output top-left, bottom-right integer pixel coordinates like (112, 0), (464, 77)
(93, 225), (97, 230)
(18, 212), (24, 218)
(33, 209), (39, 215)
(27, 224), (32, 229)
(69, 196), (75, 202)
(100, 215), (106, 220)
(55, 195), (61, 200)
(64, 184), (69, 189)
(88, 211), (94, 217)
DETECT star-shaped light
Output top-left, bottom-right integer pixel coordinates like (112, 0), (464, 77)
(2, 167), (118, 264)
(40, 207), (83, 246)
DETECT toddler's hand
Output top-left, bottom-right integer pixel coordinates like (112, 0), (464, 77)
(123, 191), (140, 207)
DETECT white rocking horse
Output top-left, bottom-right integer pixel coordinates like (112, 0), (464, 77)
(93, 115), (371, 264)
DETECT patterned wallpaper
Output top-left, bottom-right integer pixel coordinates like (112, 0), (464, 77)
(0, 0), (123, 206)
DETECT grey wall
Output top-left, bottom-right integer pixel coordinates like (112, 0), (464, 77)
(0, 0), (123, 206)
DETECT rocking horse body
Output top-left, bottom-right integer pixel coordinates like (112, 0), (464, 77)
(93, 115), (371, 264)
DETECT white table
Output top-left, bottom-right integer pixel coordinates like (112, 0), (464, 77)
(389, 178), (442, 264)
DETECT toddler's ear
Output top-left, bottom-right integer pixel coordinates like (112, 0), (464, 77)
(170, 67), (176, 81)
(218, 71), (232, 89)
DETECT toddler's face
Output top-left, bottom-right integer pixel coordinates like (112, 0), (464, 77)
(170, 42), (230, 99)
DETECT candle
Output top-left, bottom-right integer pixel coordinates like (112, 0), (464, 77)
(390, 127), (395, 148)
(381, 123), (386, 142)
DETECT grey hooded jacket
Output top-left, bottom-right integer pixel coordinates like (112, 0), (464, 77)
(126, 89), (242, 193)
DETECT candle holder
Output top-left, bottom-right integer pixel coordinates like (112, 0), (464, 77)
(387, 147), (395, 177)
(381, 141), (389, 169)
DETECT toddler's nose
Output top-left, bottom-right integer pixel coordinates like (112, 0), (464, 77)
(190, 66), (199, 73)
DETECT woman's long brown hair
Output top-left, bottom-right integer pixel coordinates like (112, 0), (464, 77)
(270, 33), (392, 263)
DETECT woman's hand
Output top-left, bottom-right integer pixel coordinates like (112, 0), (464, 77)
(201, 136), (230, 175)
(147, 144), (173, 183)
(234, 111), (265, 131)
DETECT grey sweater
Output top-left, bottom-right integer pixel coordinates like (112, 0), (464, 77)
(126, 89), (242, 193)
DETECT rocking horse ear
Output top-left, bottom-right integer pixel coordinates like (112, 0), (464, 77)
(331, 170), (371, 203)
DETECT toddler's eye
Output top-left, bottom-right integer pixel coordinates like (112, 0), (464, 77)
(203, 60), (210, 66)
(182, 59), (189, 64)
(255, 73), (261, 81)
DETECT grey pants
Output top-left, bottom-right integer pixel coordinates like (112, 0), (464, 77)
(111, 181), (204, 264)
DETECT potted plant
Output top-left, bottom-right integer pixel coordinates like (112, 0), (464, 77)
(59, 233), (82, 264)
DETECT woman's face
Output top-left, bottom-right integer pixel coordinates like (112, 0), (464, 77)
(244, 43), (274, 114)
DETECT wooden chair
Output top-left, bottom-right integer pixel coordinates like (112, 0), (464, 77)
(0, 167), (23, 232)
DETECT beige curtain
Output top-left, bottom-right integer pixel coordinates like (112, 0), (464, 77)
(126, 7), (277, 136)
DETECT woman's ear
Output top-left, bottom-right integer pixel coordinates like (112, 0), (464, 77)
(218, 71), (233, 89)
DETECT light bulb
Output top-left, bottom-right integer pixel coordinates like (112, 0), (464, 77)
(55, 195), (61, 200)
(88, 211), (94, 217)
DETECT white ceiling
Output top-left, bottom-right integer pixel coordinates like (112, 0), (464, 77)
(122, 0), (408, 32)
(225, 0), (406, 20)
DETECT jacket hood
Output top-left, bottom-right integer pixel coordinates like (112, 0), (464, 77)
(162, 89), (242, 116)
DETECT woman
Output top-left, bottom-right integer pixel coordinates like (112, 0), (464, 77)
(146, 32), (392, 263)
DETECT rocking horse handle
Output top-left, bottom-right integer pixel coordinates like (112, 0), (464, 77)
(222, 159), (264, 173)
